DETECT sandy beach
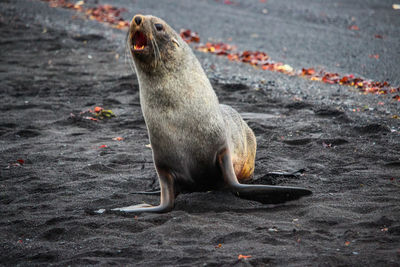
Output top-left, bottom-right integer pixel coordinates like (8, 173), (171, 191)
(1, 0), (399, 265)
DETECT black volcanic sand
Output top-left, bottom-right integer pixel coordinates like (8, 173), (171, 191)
(1, 0), (400, 266)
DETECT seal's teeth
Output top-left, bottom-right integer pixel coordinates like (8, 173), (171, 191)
(134, 44), (145, 50)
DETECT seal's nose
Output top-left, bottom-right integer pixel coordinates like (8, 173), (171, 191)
(134, 15), (142, 26)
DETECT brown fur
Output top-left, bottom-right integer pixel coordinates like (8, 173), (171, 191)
(220, 104), (256, 181)
(128, 15), (256, 187)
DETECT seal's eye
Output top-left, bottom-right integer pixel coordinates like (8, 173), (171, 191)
(155, 23), (164, 31)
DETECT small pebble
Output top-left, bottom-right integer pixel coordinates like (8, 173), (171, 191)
(94, 209), (105, 214)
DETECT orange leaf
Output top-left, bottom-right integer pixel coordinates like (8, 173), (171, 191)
(238, 255), (252, 260)
(113, 137), (124, 141)
(94, 106), (103, 113)
(345, 241), (351, 246)
(302, 68), (315, 76)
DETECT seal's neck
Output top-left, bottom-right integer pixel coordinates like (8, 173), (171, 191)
(136, 52), (212, 102)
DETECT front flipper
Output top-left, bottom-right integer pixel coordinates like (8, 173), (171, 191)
(110, 168), (175, 214)
(218, 148), (312, 204)
(111, 203), (153, 212)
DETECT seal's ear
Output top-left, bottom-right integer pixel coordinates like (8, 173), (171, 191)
(172, 38), (180, 48)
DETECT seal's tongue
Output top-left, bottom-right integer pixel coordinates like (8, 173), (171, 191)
(133, 31), (147, 51)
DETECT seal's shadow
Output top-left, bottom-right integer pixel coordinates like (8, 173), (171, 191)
(172, 191), (300, 214)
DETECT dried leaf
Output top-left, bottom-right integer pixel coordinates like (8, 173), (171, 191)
(276, 64), (293, 73)
(43, 1), (129, 28)
(302, 68), (315, 75)
(349, 25), (359, 30)
(94, 106), (103, 113)
(322, 142), (332, 148)
(238, 255), (252, 260)
(180, 29), (200, 43)
(83, 116), (98, 121)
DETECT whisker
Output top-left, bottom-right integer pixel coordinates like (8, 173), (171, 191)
(149, 30), (160, 68)
(150, 38), (158, 68)
(149, 29), (158, 63)
(153, 37), (163, 68)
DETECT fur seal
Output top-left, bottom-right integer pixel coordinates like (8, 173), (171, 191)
(111, 14), (312, 213)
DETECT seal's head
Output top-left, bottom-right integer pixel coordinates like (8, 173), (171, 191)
(127, 14), (184, 73)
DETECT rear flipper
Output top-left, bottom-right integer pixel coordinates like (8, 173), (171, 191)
(218, 148), (312, 204)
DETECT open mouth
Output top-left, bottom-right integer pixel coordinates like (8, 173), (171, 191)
(132, 31), (148, 51)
